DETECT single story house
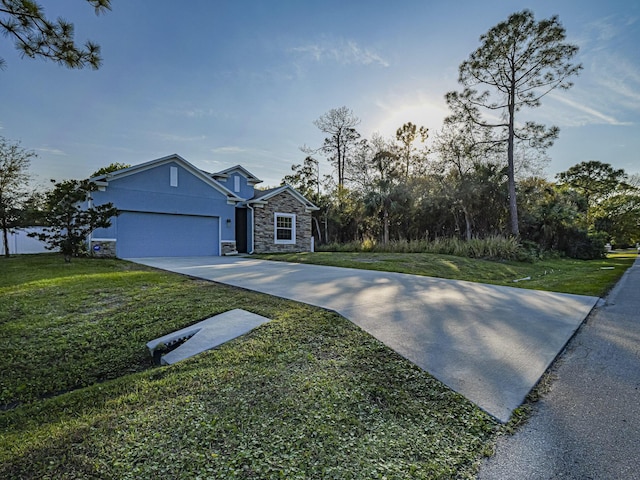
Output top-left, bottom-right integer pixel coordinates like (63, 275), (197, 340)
(88, 154), (318, 258)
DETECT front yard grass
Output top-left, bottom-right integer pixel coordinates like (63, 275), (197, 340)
(255, 250), (637, 297)
(1, 254), (496, 479)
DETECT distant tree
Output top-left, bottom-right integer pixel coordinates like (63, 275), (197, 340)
(91, 162), (131, 177)
(363, 147), (402, 245)
(0, 0), (111, 70)
(282, 156), (325, 242)
(16, 188), (47, 226)
(0, 136), (34, 257)
(395, 122), (428, 178)
(28, 179), (117, 262)
(313, 106), (361, 187)
(518, 177), (585, 251)
(433, 120), (503, 240)
(282, 156), (320, 201)
(556, 161), (628, 210)
(446, 9), (582, 236)
(594, 192), (640, 247)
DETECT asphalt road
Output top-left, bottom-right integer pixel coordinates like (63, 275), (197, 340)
(477, 256), (640, 479)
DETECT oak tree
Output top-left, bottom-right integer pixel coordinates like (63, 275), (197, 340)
(0, 136), (34, 257)
(556, 160), (627, 209)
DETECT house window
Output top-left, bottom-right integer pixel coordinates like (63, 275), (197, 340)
(274, 213), (296, 244)
(170, 166), (178, 187)
(234, 175), (240, 193)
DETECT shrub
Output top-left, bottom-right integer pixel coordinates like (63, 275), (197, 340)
(558, 229), (607, 260)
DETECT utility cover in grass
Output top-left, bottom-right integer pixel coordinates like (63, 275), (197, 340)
(147, 309), (270, 365)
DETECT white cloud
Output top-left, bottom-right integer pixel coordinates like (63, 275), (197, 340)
(548, 93), (631, 126)
(210, 146), (284, 161)
(591, 56), (640, 110)
(211, 146), (247, 154)
(185, 108), (217, 118)
(575, 15), (637, 51)
(291, 38), (389, 67)
(36, 146), (67, 156)
(153, 133), (207, 142)
(537, 13), (640, 129)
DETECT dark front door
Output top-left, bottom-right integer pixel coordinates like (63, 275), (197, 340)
(235, 208), (248, 253)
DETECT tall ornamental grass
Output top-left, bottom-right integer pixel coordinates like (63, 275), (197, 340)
(317, 236), (524, 261)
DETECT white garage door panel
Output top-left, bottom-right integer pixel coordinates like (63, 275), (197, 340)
(117, 212), (219, 257)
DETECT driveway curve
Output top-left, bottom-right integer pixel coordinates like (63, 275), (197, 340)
(129, 255), (598, 422)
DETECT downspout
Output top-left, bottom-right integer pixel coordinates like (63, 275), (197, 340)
(247, 204), (255, 254)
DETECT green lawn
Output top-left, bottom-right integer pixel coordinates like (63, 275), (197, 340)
(1, 254), (496, 479)
(1, 252), (634, 479)
(255, 250), (637, 297)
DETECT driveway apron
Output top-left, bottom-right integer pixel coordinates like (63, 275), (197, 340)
(129, 256), (598, 422)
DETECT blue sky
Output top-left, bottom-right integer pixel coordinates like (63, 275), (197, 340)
(1, 0), (638, 188)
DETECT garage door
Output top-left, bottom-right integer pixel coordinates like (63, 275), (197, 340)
(117, 212), (219, 257)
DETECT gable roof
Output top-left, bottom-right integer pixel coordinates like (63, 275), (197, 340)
(247, 185), (319, 211)
(211, 165), (262, 185)
(90, 154), (244, 202)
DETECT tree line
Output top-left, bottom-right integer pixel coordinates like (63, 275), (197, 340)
(279, 10), (638, 259)
(283, 108), (639, 259)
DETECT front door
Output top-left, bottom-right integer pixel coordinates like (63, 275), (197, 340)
(235, 208), (248, 253)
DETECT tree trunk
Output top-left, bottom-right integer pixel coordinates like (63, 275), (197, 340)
(313, 216), (322, 244)
(323, 213), (328, 244)
(383, 208), (389, 245)
(2, 224), (9, 257)
(507, 81), (520, 237)
(461, 204), (472, 241)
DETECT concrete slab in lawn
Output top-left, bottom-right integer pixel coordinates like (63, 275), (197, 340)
(146, 308), (270, 365)
(131, 256), (599, 422)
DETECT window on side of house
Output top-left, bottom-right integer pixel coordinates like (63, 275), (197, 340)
(274, 213), (296, 244)
(170, 166), (178, 187)
(234, 175), (241, 193)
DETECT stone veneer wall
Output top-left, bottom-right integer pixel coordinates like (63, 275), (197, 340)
(90, 240), (116, 258)
(221, 241), (237, 255)
(253, 191), (312, 253)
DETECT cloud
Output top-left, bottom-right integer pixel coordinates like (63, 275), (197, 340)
(184, 108), (217, 118)
(549, 93), (630, 126)
(155, 103), (225, 119)
(575, 15), (637, 51)
(291, 38), (389, 67)
(36, 146), (67, 156)
(548, 14), (640, 127)
(591, 56), (640, 109)
(211, 146), (283, 161)
(153, 133), (207, 142)
(211, 146), (247, 154)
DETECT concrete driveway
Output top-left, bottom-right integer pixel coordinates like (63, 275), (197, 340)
(129, 255), (599, 422)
